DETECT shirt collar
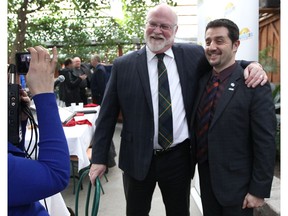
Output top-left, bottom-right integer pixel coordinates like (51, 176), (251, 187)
(146, 46), (174, 62)
(213, 62), (237, 82)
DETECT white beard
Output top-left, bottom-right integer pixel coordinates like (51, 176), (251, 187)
(146, 39), (166, 52)
(145, 34), (174, 52)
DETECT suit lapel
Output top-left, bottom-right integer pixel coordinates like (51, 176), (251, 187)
(209, 65), (243, 130)
(172, 46), (189, 112)
(136, 47), (153, 114)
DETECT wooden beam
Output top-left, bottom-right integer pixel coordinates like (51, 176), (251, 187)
(259, 14), (280, 28)
(259, 8), (280, 14)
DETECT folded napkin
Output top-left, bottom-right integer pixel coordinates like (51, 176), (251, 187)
(75, 112), (85, 116)
(63, 118), (92, 127)
(84, 103), (99, 107)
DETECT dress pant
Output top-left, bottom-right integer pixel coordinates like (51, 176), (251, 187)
(123, 139), (191, 216)
(80, 87), (88, 105)
(198, 161), (253, 216)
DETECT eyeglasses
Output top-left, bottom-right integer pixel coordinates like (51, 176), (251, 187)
(147, 22), (176, 31)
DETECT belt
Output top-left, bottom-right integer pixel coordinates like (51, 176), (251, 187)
(153, 139), (189, 156)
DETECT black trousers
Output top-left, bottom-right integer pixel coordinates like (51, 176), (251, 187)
(198, 161), (253, 216)
(80, 87), (88, 105)
(123, 140), (191, 216)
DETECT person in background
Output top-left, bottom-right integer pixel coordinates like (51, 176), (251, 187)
(89, 54), (107, 105)
(58, 58), (73, 105)
(88, 54), (117, 171)
(8, 46), (70, 215)
(88, 4), (268, 216)
(72, 56), (90, 104)
(58, 58), (87, 107)
(191, 18), (276, 216)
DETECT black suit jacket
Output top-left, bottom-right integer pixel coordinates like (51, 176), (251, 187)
(90, 64), (107, 105)
(190, 64), (276, 205)
(58, 68), (82, 104)
(91, 43), (210, 180)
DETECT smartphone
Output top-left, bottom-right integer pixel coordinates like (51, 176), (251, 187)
(15, 52), (31, 74)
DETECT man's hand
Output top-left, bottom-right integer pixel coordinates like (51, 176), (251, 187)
(80, 74), (87, 80)
(242, 193), (265, 209)
(244, 62), (268, 88)
(89, 163), (107, 186)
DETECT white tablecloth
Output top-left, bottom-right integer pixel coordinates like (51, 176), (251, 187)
(25, 106), (100, 171)
(25, 106), (100, 216)
(63, 106), (99, 171)
(40, 193), (70, 216)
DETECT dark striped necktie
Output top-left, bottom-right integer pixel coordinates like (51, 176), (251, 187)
(157, 53), (173, 150)
(196, 75), (219, 163)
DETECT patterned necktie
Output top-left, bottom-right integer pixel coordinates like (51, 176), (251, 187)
(157, 53), (173, 150)
(196, 75), (219, 163)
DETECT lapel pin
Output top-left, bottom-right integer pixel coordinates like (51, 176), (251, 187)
(229, 83), (235, 91)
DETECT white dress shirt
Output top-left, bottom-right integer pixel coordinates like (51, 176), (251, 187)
(146, 47), (189, 149)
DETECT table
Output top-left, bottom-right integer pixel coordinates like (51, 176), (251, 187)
(63, 106), (99, 171)
(25, 106), (100, 171)
(40, 193), (70, 216)
(25, 106), (100, 216)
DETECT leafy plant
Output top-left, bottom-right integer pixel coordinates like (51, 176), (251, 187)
(259, 46), (278, 73)
(8, 0), (177, 64)
(271, 83), (280, 161)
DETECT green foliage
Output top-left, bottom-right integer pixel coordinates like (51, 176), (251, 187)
(8, 0), (176, 63)
(259, 46), (278, 73)
(271, 84), (280, 161)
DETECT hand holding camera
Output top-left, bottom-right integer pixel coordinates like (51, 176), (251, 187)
(8, 46), (58, 146)
(19, 89), (31, 121)
(26, 46), (58, 97)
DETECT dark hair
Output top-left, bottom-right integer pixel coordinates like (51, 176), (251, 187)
(64, 58), (73, 67)
(205, 18), (239, 43)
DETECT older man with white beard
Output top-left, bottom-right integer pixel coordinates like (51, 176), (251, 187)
(88, 3), (267, 216)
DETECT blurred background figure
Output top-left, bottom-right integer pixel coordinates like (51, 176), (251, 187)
(58, 58), (73, 106)
(88, 54), (117, 170)
(72, 56), (90, 104)
(89, 54), (107, 105)
(58, 58), (87, 107)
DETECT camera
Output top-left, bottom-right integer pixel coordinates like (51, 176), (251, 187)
(8, 83), (21, 146)
(15, 52), (31, 74)
(8, 52), (31, 146)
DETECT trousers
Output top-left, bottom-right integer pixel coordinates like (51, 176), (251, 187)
(198, 161), (253, 216)
(123, 139), (191, 216)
